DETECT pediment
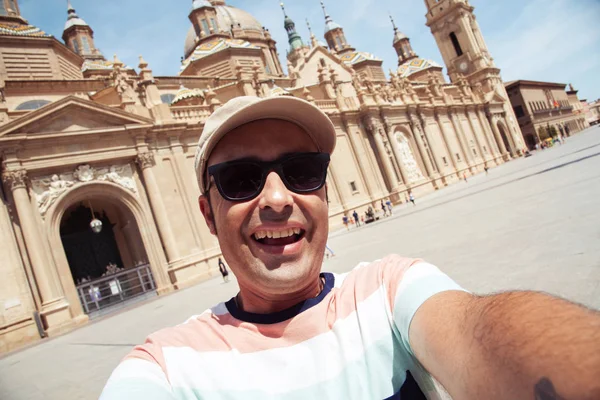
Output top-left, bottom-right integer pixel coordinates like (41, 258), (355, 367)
(294, 47), (354, 87)
(485, 88), (507, 104)
(0, 95), (153, 137)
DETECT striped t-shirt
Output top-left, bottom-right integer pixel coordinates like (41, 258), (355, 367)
(100, 255), (463, 399)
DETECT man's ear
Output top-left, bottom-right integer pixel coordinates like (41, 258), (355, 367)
(198, 195), (217, 235)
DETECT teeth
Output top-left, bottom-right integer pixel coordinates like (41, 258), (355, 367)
(253, 228), (301, 241)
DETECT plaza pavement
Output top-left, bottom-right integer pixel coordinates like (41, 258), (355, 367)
(1, 126), (599, 400)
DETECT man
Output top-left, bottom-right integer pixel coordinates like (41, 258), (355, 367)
(217, 257), (229, 283)
(101, 96), (600, 400)
(352, 209), (360, 227)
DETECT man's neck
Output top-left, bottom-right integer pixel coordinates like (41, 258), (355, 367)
(236, 277), (324, 314)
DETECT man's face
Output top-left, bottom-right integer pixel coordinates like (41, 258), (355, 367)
(199, 119), (329, 296)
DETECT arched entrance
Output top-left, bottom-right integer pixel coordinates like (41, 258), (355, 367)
(46, 182), (170, 320)
(394, 131), (425, 184)
(60, 198), (155, 317)
(496, 121), (514, 155)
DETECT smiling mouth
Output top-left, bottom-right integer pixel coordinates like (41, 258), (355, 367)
(252, 228), (305, 246)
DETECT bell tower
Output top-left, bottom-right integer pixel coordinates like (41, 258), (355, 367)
(424, 0), (493, 83)
(0, 0), (27, 24)
(62, 0), (104, 60)
(320, 1), (354, 55)
(425, 0), (526, 155)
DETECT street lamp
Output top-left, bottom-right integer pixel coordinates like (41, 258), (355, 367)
(88, 201), (102, 234)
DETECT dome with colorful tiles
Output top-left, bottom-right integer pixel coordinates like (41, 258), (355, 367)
(338, 51), (381, 66)
(181, 38), (258, 72)
(397, 57), (442, 78)
(0, 22), (51, 38)
(184, 4), (264, 58)
(171, 85), (205, 105)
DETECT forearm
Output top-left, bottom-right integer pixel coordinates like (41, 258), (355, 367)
(434, 291), (600, 399)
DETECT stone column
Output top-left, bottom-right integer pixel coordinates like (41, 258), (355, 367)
(136, 152), (180, 262)
(2, 169), (63, 306)
(418, 114), (444, 175)
(434, 110), (459, 176)
(477, 108), (502, 159)
(409, 114), (435, 176)
(465, 107), (487, 167)
(341, 117), (376, 199)
(384, 124), (411, 188)
(367, 117), (399, 193)
(448, 110), (475, 173)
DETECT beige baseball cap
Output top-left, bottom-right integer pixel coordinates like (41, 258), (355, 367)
(194, 95), (337, 194)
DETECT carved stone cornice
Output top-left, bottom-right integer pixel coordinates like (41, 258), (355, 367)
(2, 169), (27, 191)
(136, 152), (155, 169)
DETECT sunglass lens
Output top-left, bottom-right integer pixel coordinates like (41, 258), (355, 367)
(217, 163), (263, 200)
(283, 155), (327, 192)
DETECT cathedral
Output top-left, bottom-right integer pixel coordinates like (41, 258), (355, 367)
(0, 0), (527, 352)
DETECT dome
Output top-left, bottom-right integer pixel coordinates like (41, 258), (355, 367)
(397, 57), (442, 78)
(393, 30), (408, 44)
(325, 20), (342, 33)
(192, 0), (213, 9)
(184, 5), (264, 57)
(171, 85), (205, 105)
(64, 3), (89, 31)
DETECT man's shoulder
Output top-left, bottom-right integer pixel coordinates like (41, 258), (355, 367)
(331, 254), (421, 292)
(145, 302), (232, 347)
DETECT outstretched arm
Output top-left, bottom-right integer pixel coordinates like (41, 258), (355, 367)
(409, 291), (600, 400)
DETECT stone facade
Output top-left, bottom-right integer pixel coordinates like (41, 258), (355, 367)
(0, 0), (531, 352)
(505, 80), (589, 148)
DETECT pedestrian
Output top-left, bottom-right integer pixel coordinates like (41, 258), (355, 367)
(484, 166), (489, 175)
(102, 95), (600, 400)
(386, 199), (393, 215)
(342, 215), (349, 231)
(352, 210), (360, 227)
(325, 244), (335, 258)
(409, 192), (415, 206)
(463, 171), (468, 183)
(218, 257), (229, 283)
(381, 200), (388, 217)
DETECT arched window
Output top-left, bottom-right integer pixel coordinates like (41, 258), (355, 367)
(201, 19), (211, 35)
(15, 99), (51, 111)
(449, 32), (463, 57)
(72, 39), (80, 54)
(81, 36), (91, 54)
(160, 94), (176, 105)
(335, 36), (343, 49)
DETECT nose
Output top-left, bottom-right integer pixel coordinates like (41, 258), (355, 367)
(258, 171), (293, 213)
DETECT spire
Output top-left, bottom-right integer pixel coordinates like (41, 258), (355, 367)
(280, 2), (304, 52)
(390, 14), (407, 44)
(64, 0), (89, 30)
(390, 14), (416, 65)
(320, 1), (342, 33)
(307, 19), (318, 47)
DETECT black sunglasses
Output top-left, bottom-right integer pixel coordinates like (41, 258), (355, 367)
(207, 152), (330, 202)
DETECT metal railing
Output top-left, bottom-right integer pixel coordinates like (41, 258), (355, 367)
(76, 264), (156, 316)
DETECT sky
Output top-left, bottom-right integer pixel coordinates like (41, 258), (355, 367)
(19, 0), (600, 101)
